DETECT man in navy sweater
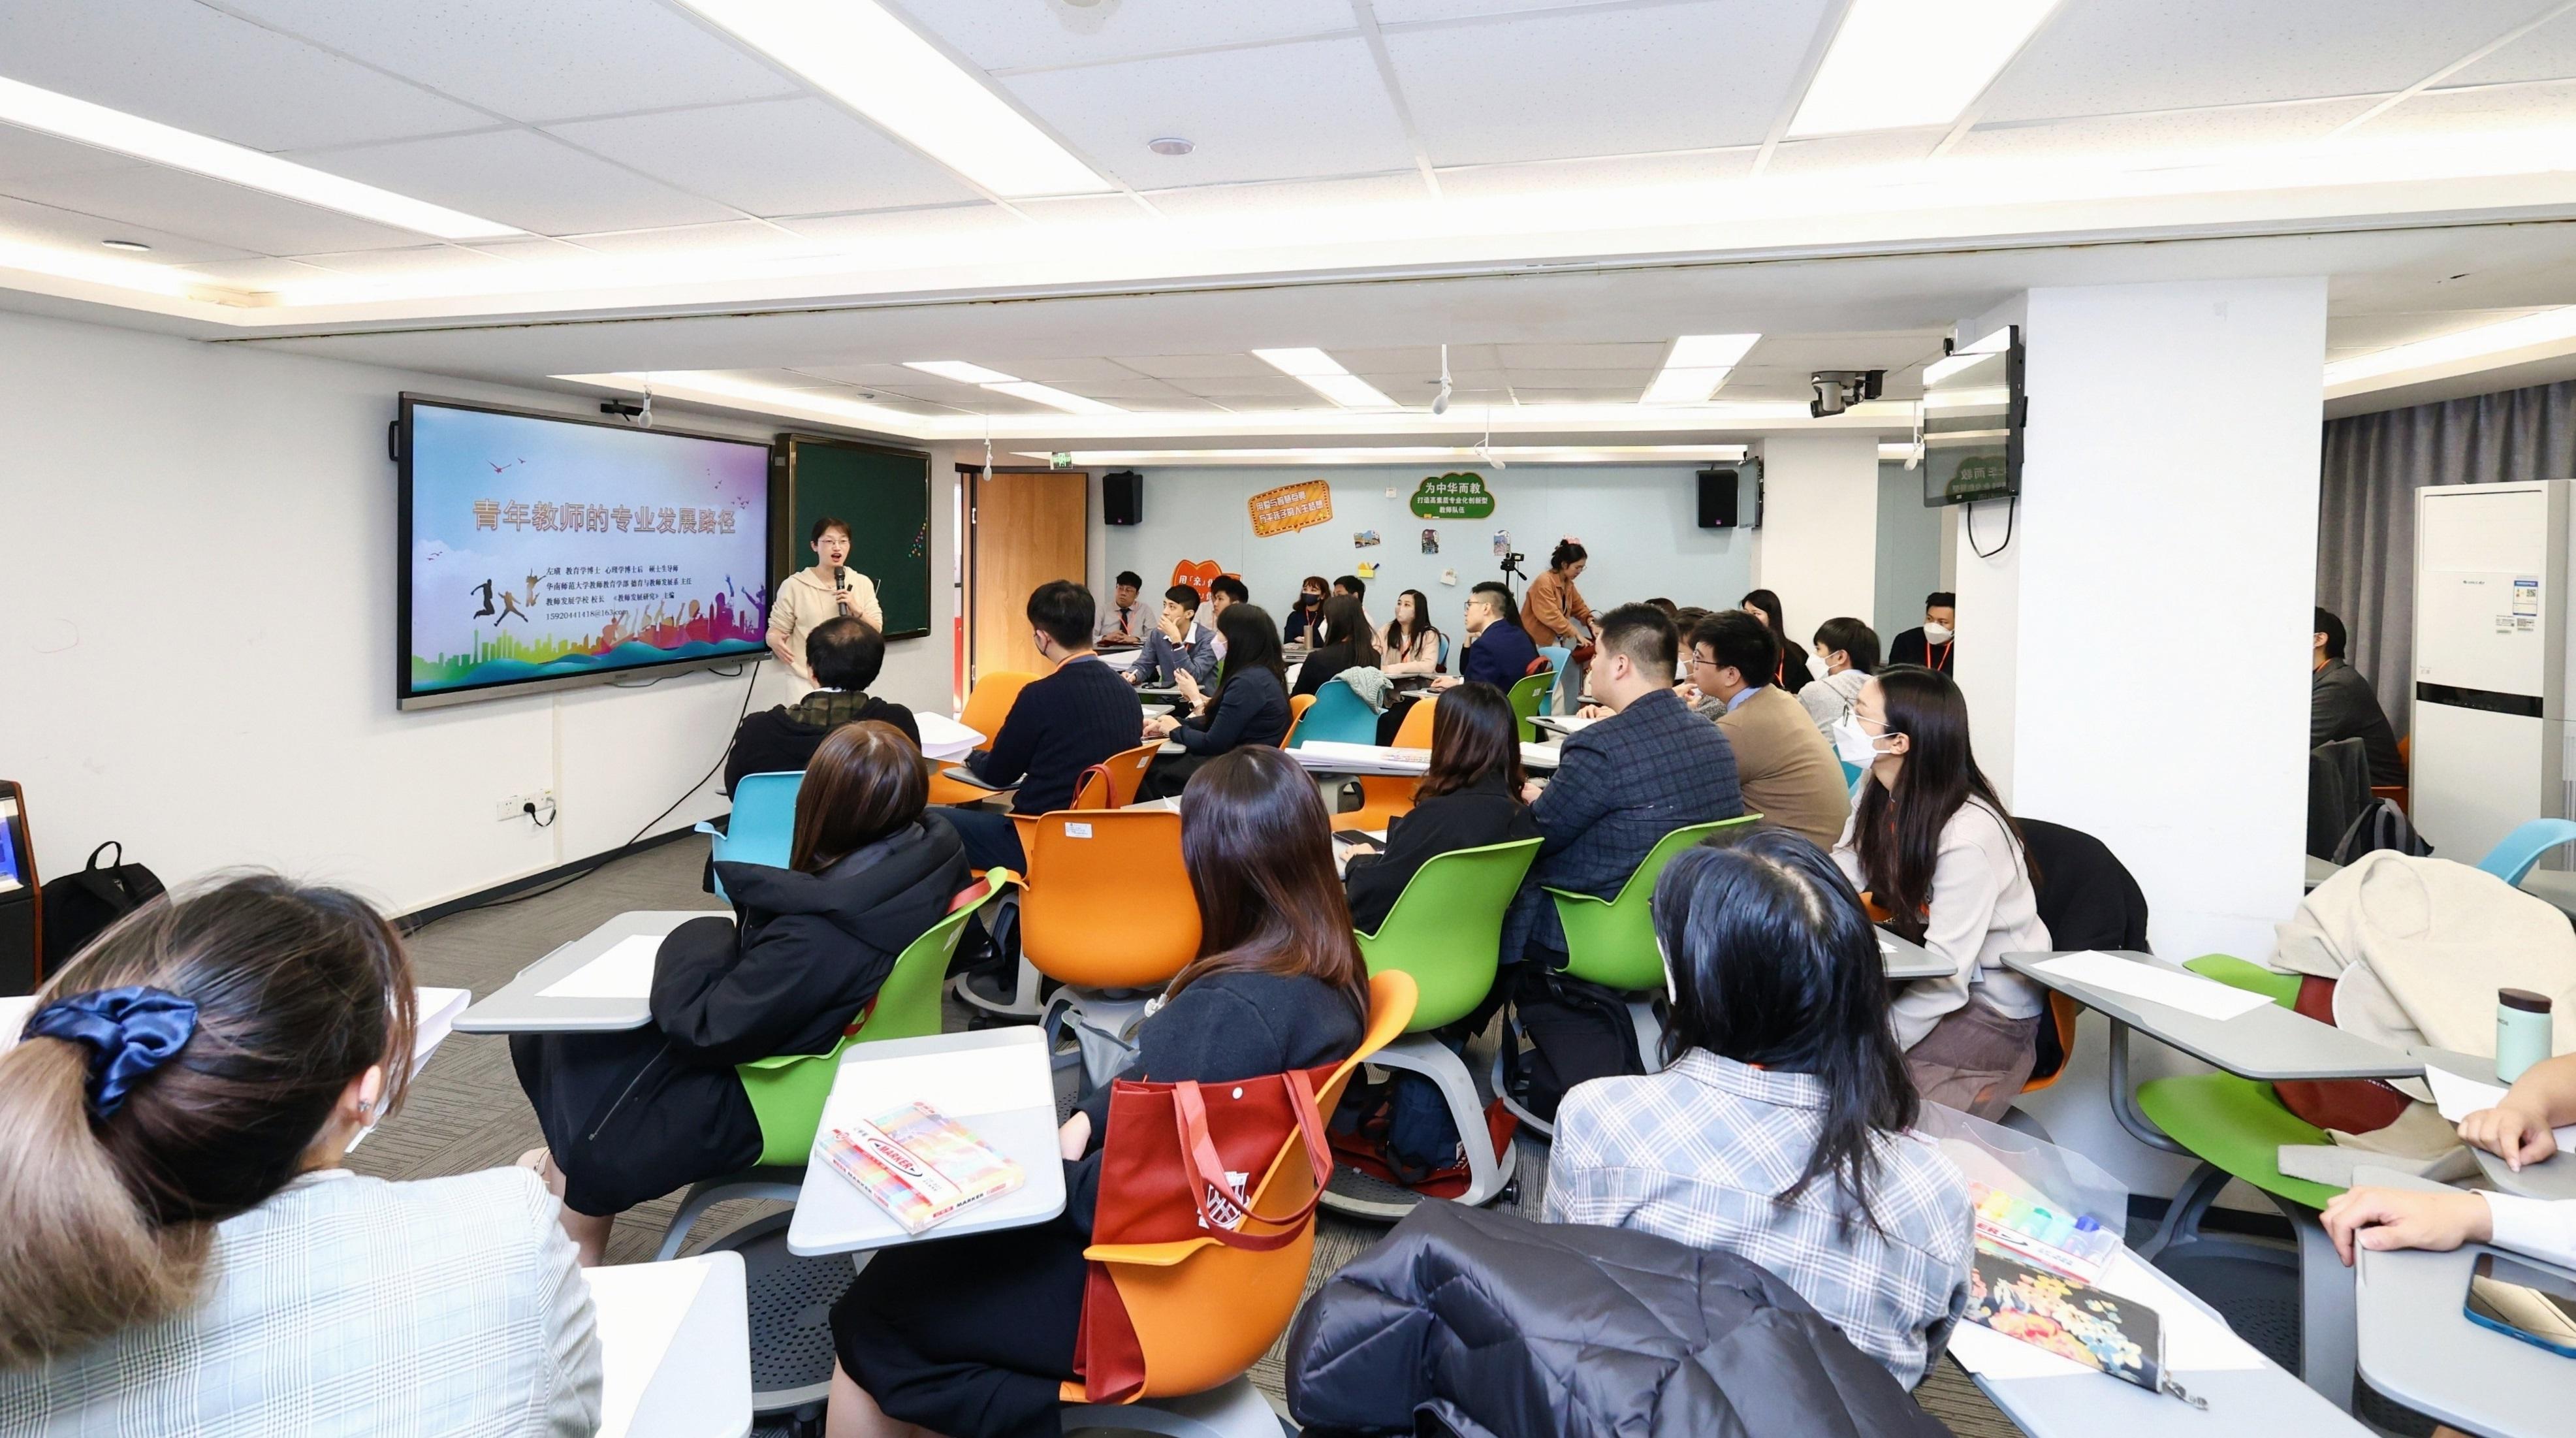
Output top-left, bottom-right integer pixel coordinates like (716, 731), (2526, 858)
(1436, 582), (1539, 692)
(945, 581), (1142, 871)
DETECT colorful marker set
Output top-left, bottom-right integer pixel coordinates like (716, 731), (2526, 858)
(1970, 1179), (2120, 1283)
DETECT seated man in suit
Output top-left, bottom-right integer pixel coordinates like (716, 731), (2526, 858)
(1503, 604), (1743, 968)
(1683, 611), (1849, 849)
(723, 617), (916, 794)
(1435, 582), (1539, 693)
(1093, 570), (1148, 648)
(945, 581), (1143, 872)
(2313, 606), (2406, 787)
(1133, 583), (1220, 689)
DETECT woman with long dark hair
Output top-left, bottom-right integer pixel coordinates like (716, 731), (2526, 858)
(1378, 588), (1444, 677)
(1832, 666), (2050, 1119)
(1740, 588), (1814, 694)
(1294, 594), (1381, 697)
(515, 720), (970, 1264)
(1545, 830), (1974, 1387)
(1282, 574), (1329, 646)
(1147, 603), (1292, 798)
(828, 746), (1369, 1438)
(1344, 683), (1538, 932)
(0, 877), (602, 1431)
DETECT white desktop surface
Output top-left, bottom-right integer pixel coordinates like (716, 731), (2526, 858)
(788, 1027), (1066, 1256)
(585, 1252), (751, 1438)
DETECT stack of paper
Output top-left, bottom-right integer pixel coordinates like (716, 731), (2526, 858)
(539, 935), (665, 1000)
(2029, 951), (2272, 1021)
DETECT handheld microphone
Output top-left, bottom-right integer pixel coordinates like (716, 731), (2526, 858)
(832, 564), (846, 592)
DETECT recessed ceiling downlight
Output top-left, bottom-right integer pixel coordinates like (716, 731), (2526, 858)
(1147, 137), (1195, 156)
(100, 239), (152, 252)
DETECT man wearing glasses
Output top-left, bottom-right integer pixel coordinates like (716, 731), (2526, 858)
(1681, 610), (1851, 847)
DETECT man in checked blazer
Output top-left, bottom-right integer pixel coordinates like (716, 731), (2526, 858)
(1504, 603), (1744, 967)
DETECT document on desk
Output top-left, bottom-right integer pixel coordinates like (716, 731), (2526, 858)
(2030, 951), (2271, 1021)
(585, 1260), (708, 1438)
(2425, 1064), (2576, 1149)
(1947, 1249), (2266, 1380)
(539, 935), (665, 1000)
(831, 1042), (1049, 1123)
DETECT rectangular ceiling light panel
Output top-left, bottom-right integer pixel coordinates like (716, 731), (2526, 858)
(904, 359), (1019, 383)
(1788, 0), (2059, 137)
(1641, 333), (1760, 405)
(0, 76), (521, 239)
(900, 360), (1123, 413)
(671, 0), (1111, 197)
(1250, 347), (1396, 408)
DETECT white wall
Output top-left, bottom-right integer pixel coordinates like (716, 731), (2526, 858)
(0, 308), (957, 917)
(1097, 464), (1755, 626)
(1753, 433), (1881, 649)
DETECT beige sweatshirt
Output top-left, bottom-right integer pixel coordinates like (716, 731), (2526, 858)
(767, 566), (884, 677)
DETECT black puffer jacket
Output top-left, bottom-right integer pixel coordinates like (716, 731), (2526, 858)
(1286, 1203), (1952, 1438)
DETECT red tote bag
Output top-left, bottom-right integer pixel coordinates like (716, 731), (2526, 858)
(1072, 1062), (1337, 1403)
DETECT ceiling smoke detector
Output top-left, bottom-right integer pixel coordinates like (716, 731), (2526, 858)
(1147, 136), (1195, 156)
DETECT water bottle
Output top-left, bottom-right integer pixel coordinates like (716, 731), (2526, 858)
(2497, 987), (2554, 1084)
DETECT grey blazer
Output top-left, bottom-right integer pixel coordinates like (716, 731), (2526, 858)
(0, 1167), (601, 1437)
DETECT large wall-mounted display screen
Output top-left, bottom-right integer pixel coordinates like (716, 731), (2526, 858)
(398, 395), (776, 710)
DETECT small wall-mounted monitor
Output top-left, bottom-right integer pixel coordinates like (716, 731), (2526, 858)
(1922, 325), (2025, 508)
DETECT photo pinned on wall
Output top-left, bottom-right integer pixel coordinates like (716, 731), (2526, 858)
(1355, 560), (1379, 580)
(1353, 529), (1382, 548)
(1420, 528), (1439, 554)
(1440, 568), (1458, 586)
(1491, 530), (1512, 558)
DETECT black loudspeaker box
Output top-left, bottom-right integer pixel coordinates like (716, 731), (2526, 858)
(1104, 470), (1143, 526)
(1696, 468), (1740, 528)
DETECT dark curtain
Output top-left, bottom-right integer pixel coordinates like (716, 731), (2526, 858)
(2316, 377), (2576, 737)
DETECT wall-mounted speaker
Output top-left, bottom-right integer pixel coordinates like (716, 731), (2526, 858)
(1696, 468), (1740, 528)
(1104, 470), (1143, 526)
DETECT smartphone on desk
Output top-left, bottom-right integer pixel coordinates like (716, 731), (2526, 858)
(2465, 1251), (2576, 1358)
(1331, 830), (1386, 853)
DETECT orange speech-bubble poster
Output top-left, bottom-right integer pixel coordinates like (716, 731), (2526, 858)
(1247, 479), (1333, 537)
(1168, 559), (1229, 600)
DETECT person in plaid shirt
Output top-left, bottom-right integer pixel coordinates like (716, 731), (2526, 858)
(1545, 830), (1975, 1387)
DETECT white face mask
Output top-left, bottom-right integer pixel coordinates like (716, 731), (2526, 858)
(1922, 621), (1954, 645)
(1833, 713), (1890, 766)
(1815, 647), (1840, 675)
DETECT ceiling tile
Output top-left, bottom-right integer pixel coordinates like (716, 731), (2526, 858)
(6, 167), (428, 253)
(546, 98), (981, 217)
(285, 243), (529, 277)
(564, 220), (821, 257)
(1026, 375), (1203, 402)
(1005, 357), (1149, 383)
(1498, 342), (1670, 368)
(1951, 95), (2381, 161)
(0, 0), (492, 150)
(1510, 387), (1634, 403)
(785, 362), (936, 386)
(1741, 333), (1949, 368)
(216, 0), (802, 123)
(1384, 0), (1830, 167)
(1117, 353), (1286, 379)
(1004, 36), (1416, 187)
(1334, 344), (1504, 372)
(1140, 171), (1432, 218)
(1505, 367), (1655, 389)
(281, 129), (739, 236)
(1375, 0), (1644, 20)
(2445, 8), (2576, 86)
(1980, 0), (2561, 122)
(1436, 147), (1757, 199)
(1168, 374), (1323, 400)
(775, 203), (1030, 252)
(1762, 129), (1944, 176)
(2359, 78), (2576, 138)
(0, 128), (142, 184)
(900, 0), (1356, 72)
(0, 192), (257, 264)
(178, 255), (342, 289)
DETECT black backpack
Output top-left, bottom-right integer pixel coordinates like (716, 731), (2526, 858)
(1497, 966), (1649, 1123)
(42, 842), (165, 970)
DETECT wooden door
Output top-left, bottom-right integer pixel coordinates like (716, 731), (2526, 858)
(966, 467), (1089, 683)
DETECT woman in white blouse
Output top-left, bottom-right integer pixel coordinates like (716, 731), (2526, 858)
(2323, 1053), (2576, 1270)
(1831, 665), (2051, 1120)
(1377, 588), (1445, 677)
(0, 876), (598, 1436)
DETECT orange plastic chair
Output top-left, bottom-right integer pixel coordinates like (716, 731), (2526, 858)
(927, 670), (1041, 806)
(1339, 694), (1437, 830)
(1279, 692), (1318, 748)
(1008, 763), (1115, 852)
(1094, 741), (1162, 807)
(1023, 809), (1202, 1089)
(2017, 991), (2083, 1096)
(1059, 970), (1417, 1418)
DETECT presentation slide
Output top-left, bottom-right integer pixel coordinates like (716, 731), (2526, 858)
(404, 400), (772, 704)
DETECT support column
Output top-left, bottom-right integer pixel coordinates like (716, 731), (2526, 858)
(1754, 432), (1881, 649)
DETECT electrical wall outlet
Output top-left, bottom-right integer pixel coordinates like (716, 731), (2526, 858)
(494, 790), (555, 823)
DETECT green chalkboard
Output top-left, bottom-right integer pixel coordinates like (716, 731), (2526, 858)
(776, 436), (933, 639)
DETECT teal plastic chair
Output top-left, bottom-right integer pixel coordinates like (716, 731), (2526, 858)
(1331, 839), (1542, 1217)
(1536, 644), (1572, 714)
(1288, 678), (1380, 748)
(1504, 669), (1557, 741)
(2477, 818), (2576, 885)
(696, 770), (802, 902)
(654, 871), (1017, 1260)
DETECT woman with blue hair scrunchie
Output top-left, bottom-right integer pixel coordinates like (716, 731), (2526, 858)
(0, 875), (602, 1436)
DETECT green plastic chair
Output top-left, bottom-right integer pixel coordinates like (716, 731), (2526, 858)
(730, 871), (1015, 1166)
(1505, 668), (1557, 741)
(1548, 816), (1760, 991)
(1328, 838), (1542, 1217)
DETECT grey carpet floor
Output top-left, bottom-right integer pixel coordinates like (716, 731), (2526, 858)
(353, 835), (2017, 1437)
